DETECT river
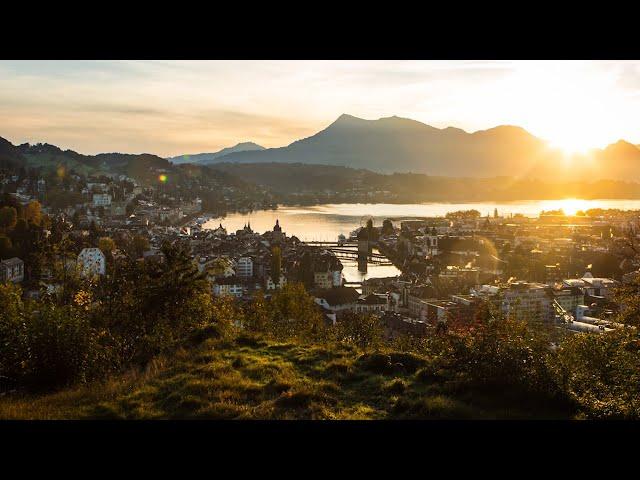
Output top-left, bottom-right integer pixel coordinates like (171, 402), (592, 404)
(202, 199), (640, 282)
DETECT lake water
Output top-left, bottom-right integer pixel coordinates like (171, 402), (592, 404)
(203, 199), (640, 282)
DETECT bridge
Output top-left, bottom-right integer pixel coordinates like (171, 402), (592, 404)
(303, 241), (358, 247)
(302, 241), (393, 265)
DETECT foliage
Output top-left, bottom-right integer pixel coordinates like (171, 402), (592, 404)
(551, 328), (640, 419)
(613, 277), (640, 327)
(334, 311), (383, 349)
(444, 303), (559, 398)
(445, 209), (481, 220)
(266, 282), (327, 342)
(98, 237), (115, 255)
(0, 206), (17, 230)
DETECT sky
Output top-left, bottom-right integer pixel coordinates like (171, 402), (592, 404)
(1, 60), (639, 157)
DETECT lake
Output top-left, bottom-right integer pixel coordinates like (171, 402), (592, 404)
(202, 199), (640, 282)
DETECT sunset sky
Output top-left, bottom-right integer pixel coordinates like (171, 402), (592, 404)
(1, 60), (639, 157)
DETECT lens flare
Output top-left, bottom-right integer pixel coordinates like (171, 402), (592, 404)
(159, 174), (168, 183)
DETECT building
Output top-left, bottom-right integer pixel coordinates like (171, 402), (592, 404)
(142, 249), (166, 264)
(439, 265), (480, 284)
(424, 300), (461, 326)
(313, 270), (337, 289)
(562, 274), (618, 300)
(92, 193), (112, 207)
(203, 257), (235, 280)
(0, 257), (24, 283)
(382, 311), (430, 338)
(355, 293), (388, 313)
(272, 219), (284, 244)
(77, 248), (106, 277)
(211, 223), (227, 237)
(422, 232), (439, 256)
(552, 287), (584, 317)
(406, 284), (437, 319)
(265, 274), (287, 290)
(500, 281), (553, 323)
(314, 287), (360, 316)
(236, 256), (253, 279)
(212, 276), (244, 297)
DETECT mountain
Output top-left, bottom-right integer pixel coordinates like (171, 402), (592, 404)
(168, 142), (265, 165)
(0, 136), (27, 169)
(0, 137), (179, 184)
(212, 114), (640, 181)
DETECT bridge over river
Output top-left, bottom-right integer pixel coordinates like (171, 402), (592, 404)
(302, 241), (393, 265)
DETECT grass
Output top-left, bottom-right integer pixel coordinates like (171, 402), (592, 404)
(0, 334), (574, 420)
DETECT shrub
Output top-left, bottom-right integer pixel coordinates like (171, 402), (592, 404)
(383, 378), (408, 394)
(446, 311), (558, 398)
(388, 352), (427, 373)
(334, 312), (383, 349)
(392, 395), (474, 419)
(551, 328), (640, 419)
(355, 353), (393, 374)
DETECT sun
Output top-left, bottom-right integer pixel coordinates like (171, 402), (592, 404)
(547, 131), (594, 156)
(541, 198), (591, 216)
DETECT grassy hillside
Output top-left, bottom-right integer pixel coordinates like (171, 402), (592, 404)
(0, 332), (573, 420)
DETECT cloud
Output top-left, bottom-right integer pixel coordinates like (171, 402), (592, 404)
(1, 60), (640, 155)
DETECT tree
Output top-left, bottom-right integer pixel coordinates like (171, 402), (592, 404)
(381, 219), (394, 235)
(612, 277), (640, 327)
(271, 245), (282, 283)
(0, 235), (13, 259)
(334, 311), (383, 348)
(0, 283), (26, 388)
(141, 241), (209, 334)
(131, 234), (149, 258)
(24, 201), (42, 226)
(552, 328), (640, 419)
(268, 282), (326, 341)
(244, 290), (270, 332)
(446, 209), (481, 220)
(98, 237), (116, 255)
(0, 206), (17, 230)
(446, 304), (556, 396)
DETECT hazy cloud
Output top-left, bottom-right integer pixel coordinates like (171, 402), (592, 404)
(1, 60), (639, 156)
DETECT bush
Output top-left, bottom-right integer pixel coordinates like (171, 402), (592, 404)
(334, 312), (383, 349)
(388, 352), (427, 373)
(355, 353), (393, 374)
(447, 313), (558, 398)
(392, 395), (474, 419)
(551, 328), (640, 419)
(22, 305), (115, 390)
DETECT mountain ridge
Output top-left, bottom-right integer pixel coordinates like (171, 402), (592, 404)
(168, 141), (265, 165)
(3, 113), (640, 181)
(210, 114), (640, 181)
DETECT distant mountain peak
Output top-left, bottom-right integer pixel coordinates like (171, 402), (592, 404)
(235, 141), (264, 149)
(168, 141), (265, 165)
(331, 113), (366, 125)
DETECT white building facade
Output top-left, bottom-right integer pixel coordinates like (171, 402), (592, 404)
(236, 257), (253, 279)
(77, 248), (106, 277)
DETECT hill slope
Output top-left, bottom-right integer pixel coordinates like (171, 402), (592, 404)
(0, 137), (185, 185)
(0, 334), (573, 420)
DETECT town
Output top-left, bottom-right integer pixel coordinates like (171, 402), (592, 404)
(2, 164), (639, 345)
